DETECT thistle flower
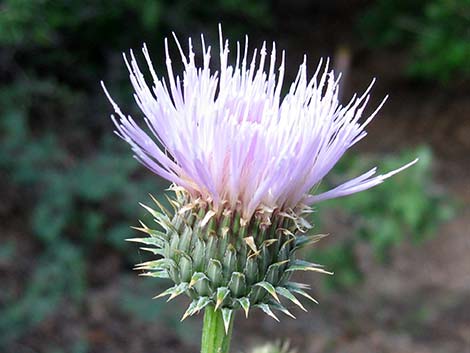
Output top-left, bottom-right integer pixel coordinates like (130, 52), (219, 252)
(102, 28), (417, 333)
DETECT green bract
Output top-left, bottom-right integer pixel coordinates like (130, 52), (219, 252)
(130, 188), (330, 332)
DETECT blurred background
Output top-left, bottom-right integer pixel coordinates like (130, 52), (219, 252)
(0, 0), (469, 352)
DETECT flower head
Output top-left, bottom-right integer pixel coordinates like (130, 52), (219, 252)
(102, 28), (417, 220)
(103, 28), (417, 324)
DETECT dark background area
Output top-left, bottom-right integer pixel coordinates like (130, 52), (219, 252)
(1, 1), (469, 352)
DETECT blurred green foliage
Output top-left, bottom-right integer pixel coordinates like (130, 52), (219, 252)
(310, 146), (454, 290)
(0, 76), (164, 347)
(359, 0), (470, 82)
(0, 0), (272, 47)
(0, 242), (85, 345)
(119, 275), (201, 344)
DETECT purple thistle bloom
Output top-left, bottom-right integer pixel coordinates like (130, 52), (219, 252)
(102, 28), (417, 220)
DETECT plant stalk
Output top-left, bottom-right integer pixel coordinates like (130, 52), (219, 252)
(200, 306), (234, 353)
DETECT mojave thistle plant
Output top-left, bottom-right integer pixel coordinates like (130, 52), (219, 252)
(102, 27), (417, 353)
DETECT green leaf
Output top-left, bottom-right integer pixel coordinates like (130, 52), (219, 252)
(255, 303), (279, 322)
(228, 272), (246, 297)
(286, 259), (333, 275)
(223, 245), (237, 279)
(294, 233), (328, 249)
(268, 301), (296, 319)
(189, 272), (208, 288)
(215, 287), (230, 310)
(237, 297), (250, 318)
(195, 296), (212, 313)
(154, 282), (188, 301)
(193, 239), (206, 271)
(139, 247), (164, 255)
(265, 260), (289, 284)
(254, 281), (280, 303)
(134, 258), (175, 271)
(181, 300), (198, 321)
(207, 259), (223, 288)
(285, 283), (318, 304)
(139, 202), (161, 219)
(221, 308), (233, 334)
(244, 256), (259, 285)
(276, 287), (307, 311)
(138, 271), (169, 279)
(126, 236), (164, 247)
(179, 255), (193, 283)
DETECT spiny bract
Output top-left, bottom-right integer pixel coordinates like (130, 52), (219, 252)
(130, 188), (328, 332)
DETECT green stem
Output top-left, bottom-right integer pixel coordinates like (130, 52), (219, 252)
(201, 306), (234, 353)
